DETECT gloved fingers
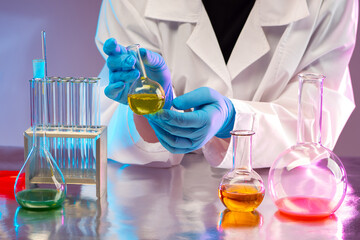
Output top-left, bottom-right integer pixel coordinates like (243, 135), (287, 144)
(173, 87), (219, 111)
(157, 138), (194, 154)
(150, 122), (193, 148)
(109, 70), (139, 84)
(148, 121), (195, 154)
(148, 116), (203, 139)
(139, 48), (167, 71)
(146, 109), (208, 128)
(107, 54), (136, 72)
(104, 81), (127, 103)
(150, 120), (210, 141)
(103, 38), (127, 56)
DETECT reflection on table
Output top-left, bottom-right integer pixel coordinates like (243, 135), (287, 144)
(0, 147), (359, 239)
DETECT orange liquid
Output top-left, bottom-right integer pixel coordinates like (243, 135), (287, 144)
(219, 184), (264, 212)
(275, 197), (335, 218)
(219, 209), (262, 229)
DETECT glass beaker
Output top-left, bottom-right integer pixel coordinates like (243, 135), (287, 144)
(14, 78), (66, 210)
(268, 73), (347, 218)
(218, 130), (265, 212)
(126, 44), (166, 115)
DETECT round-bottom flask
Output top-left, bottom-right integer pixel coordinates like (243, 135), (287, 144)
(126, 44), (165, 115)
(219, 130), (265, 212)
(268, 73), (347, 218)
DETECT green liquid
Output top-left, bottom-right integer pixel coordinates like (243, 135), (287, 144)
(128, 93), (165, 115)
(16, 189), (65, 210)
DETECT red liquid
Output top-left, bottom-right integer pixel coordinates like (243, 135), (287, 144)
(0, 171), (25, 199)
(275, 197), (335, 218)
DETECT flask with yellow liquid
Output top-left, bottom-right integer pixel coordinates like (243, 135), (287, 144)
(127, 44), (165, 115)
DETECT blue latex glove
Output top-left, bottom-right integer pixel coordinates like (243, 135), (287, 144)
(103, 38), (173, 109)
(145, 87), (235, 154)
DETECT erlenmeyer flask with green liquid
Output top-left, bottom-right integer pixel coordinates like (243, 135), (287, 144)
(127, 44), (166, 115)
(14, 64), (66, 210)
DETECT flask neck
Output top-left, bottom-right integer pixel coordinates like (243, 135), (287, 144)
(127, 44), (148, 79)
(297, 74), (324, 144)
(32, 127), (46, 148)
(232, 131), (254, 172)
(30, 78), (48, 148)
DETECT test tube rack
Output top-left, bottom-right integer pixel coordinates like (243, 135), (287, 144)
(23, 126), (107, 199)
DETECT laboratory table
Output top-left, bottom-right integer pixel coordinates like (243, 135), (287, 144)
(0, 146), (359, 240)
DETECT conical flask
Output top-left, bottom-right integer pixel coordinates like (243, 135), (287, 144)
(219, 130), (265, 212)
(14, 78), (66, 210)
(127, 44), (166, 115)
(268, 73), (347, 218)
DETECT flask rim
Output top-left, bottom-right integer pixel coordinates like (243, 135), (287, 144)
(298, 73), (325, 82)
(230, 130), (255, 136)
(127, 43), (140, 50)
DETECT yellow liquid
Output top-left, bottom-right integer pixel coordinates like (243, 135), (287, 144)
(128, 93), (165, 115)
(219, 184), (264, 212)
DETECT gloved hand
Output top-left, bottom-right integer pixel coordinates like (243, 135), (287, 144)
(145, 87), (235, 154)
(103, 38), (173, 109)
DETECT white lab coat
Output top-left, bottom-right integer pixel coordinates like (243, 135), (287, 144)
(95, 0), (357, 168)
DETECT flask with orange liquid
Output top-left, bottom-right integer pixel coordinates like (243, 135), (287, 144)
(218, 130), (265, 212)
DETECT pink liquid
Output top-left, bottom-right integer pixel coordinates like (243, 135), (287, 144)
(275, 197), (335, 218)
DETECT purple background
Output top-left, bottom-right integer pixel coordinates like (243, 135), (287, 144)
(0, 1), (359, 157)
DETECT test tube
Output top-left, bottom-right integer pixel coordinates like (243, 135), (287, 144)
(71, 77), (87, 130)
(80, 77), (87, 175)
(70, 78), (78, 174)
(47, 77), (59, 166)
(60, 77), (72, 173)
(84, 78), (90, 174)
(71, 77), (86, 174)
(94, 78), (100, 173)
(30, 78), (43, 169)
(87, 77), (100, 173)
(56, 77), (69, 171)
(84, 78), (90, 175)
(31, 59), (45, 130)
(34, 79), (44, 131)
(57, 77), (63, 170)
(46, 77), (58, 129)
(29, 78), (43, 136)
(59, 77), (72, 130)
(29, 79), (35, 128)
(89, 77), (100, 128)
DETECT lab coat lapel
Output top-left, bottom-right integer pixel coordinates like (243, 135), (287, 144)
(145, 0), (231, 84)
(259, 0), (310, 26)
(186, 7), (231, 83)
(144, 0), (201, 23)
(227, 2), (269, 80)
(227, 0), (310, 80)
(144, 0), (309, 85)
